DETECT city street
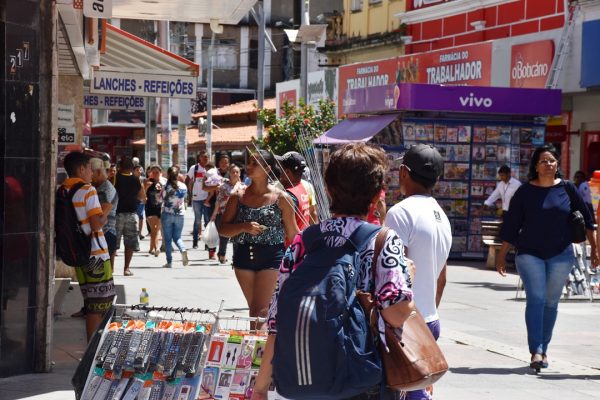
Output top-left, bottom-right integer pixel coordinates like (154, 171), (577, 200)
(1, 210), (599, 399)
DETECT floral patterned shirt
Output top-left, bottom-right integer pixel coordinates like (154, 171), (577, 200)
(267, 217), (413, 334)
(161, 181), (187, 216)
(216, 181), (246, 215)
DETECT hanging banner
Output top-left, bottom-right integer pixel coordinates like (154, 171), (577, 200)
(90, 70), (197, 99)
(275, 79), (300, 116)
(83, 93), (146, 110)
(83, 0), (113, 18)
(510, 40), (555, 88)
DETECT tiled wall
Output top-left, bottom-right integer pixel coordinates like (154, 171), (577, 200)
(0, 0), (41, 376)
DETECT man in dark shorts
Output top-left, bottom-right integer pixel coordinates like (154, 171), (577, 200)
(114, 157), (146, 276)
(59, 152), (116, 340)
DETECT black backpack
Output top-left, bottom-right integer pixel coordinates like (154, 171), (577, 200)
(55, 182), (92, 266)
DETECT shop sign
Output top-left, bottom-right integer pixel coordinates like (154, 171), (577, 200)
(83, 0), (112, 18)
(403, 42), (493, 86)
(58, 104), (75, 127)
(581, 20), (600, 88)
(276, 79), (300, 116)
(83, 94), (146, 110)
(510, 40), (554, 88)
(338, 58), (397, 116)
(57, 127), (76, 144)
(90, 70), (197, 99)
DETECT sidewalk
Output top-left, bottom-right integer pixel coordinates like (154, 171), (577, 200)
(1, 209), (599, 399)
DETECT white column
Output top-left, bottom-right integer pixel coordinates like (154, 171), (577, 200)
(195, 23), (204, 84)
(240, 26), (249, 88)
(264, 28), (272, 90)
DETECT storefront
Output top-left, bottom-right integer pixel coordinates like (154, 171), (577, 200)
(315, 83), (561, 259)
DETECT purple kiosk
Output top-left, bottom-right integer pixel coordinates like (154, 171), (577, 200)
(314, 83), (561, 259)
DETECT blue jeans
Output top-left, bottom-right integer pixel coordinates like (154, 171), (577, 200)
(516, 245), (574, 355)
(161, 213), (186, 263)
(405, 320), (441, 400)
(192, 200), (213, 242)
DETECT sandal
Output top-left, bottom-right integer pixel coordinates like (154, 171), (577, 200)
(541, 353), (549, 368)
(124, 269), (134, 276)
(218, 255), (228, 264)
(530, 353), (543, 370)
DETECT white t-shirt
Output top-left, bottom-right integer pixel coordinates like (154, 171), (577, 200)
(186, 164), (208, 201)
(483, 177), (522, 211)
(384, 195), (452, 323)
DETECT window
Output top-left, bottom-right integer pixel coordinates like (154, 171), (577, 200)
(351, 0), (363, 12)
(202, 39), (238, 70)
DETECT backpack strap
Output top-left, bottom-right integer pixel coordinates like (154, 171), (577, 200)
(347, 222), (381, 252)
(563, 179), (578, 213)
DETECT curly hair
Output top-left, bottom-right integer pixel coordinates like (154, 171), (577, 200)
(325, 143), (387, 216)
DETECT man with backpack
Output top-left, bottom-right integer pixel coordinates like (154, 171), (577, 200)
(251, 143), (415, 400)
(55, 151), (115, 340)
(384, 144), (452, 400)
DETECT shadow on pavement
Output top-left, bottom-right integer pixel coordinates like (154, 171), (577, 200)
(450, 366), (600, 380)
(454, 281), (518, 292)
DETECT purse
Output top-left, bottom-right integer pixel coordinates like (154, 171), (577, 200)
(357, 227), (448, 392)
(564, 180), (587, 244)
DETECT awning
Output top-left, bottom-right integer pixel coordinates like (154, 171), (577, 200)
(314, 114), (399, 145)
(89, 24), (199, 99)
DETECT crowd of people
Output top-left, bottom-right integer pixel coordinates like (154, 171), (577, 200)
(57, 140), (595, 398)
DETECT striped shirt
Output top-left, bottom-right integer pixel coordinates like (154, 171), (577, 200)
(62, 178), (109, 261)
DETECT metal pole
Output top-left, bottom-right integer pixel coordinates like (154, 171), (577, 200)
(158, 21), (172, 169)
(257, 1), (265, 139)
(299, 0), (309, 101)
(145, 97), (157, 168)
(207, 31), (215, 160)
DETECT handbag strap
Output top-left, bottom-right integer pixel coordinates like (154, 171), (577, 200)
(371, 226), (390, 287)
(563, 179), (577, 213)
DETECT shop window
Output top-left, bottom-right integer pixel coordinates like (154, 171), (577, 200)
(351, 0), (363, 12)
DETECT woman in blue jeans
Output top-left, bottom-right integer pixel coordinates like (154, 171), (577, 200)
(496, 145), (598, 370)
(161, 166), (189, 268)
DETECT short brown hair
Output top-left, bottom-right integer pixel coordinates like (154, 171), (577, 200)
(325, 143), (387, 216)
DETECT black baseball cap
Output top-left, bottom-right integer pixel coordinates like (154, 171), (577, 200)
(279, 151), (306, 172)
(401, 144), (443, 183)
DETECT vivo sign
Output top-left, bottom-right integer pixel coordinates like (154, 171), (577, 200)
(459, 93), (493, 108)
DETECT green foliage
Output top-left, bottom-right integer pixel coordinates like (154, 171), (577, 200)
(255, 99), (337, 155)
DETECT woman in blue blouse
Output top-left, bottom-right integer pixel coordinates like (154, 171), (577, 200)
(496, 145), (598, 370)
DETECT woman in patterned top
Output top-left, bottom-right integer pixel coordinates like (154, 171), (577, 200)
(251, 143), (415, 400)
(160, 166), (189, 268)
(220, 150), (298, 328)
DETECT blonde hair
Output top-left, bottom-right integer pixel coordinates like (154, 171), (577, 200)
(90, 158), (107, 177)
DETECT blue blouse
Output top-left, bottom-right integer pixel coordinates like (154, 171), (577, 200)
(500, 181), (594, 259)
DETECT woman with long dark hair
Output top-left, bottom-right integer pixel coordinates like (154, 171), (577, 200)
(160, 166), (189, 268)
(219, 150), (298, 328)
(144, 165), (164, 257)
(497, 144), (599, 370)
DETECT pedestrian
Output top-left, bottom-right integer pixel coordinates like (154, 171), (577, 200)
(219, 150), (298, 329)
(144, 165), (165, 257)
(91, 158), (119, 269)
(278, 151), (318, 241)
(573, 170), (595, 223)
(186, 151), (211, 250)
(59, 152), (115, 340)
(251, 143), (415, 400)
(210, 163), (246, 264)
(203, 154), (230, 259)
(496, 144), (599, 370)
(107, 163), (117, 185)
(161, 166), (190, 268)
(384, 143), (451, 400)
(133, 164), (146, 240)
(483, 164), (522, 217)
(114, 157), (146, 276)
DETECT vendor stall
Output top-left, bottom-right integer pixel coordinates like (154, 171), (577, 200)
(315, 83), (561, 259)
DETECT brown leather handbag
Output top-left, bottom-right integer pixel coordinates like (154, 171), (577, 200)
(357, 227), (448, 391)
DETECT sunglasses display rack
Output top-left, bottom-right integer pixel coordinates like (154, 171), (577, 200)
(79, 303), (268, 400)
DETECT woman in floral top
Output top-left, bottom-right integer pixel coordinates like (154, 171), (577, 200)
(210, 163), (246, 264)
(160, 166), (189, 268)
(251, 143), (415, 400)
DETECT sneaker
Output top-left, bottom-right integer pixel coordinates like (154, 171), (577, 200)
(139, 234), (145, 240)
(182, 251), (189, 266)
(208, 250), (216, 260)
(163, 263), (172, 268)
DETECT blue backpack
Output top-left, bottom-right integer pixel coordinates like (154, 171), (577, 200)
(272, 222), (383, 399)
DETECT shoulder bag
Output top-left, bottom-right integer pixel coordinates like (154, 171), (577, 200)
(564, 180), (587, 244)
(357, 227), (448, 392)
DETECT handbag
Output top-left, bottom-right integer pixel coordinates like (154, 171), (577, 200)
(564, 180), (587, 244)
(357, 227), (448, 392)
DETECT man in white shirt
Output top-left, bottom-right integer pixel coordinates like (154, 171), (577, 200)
(384, 144), (451, 400)
(186, 151), (210, 249)
(484, 164), (522, 216)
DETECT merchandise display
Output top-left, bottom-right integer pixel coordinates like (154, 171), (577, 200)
(79, 305), (269, 400)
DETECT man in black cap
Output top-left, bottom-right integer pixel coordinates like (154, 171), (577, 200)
(279, 151), (318, 245)
(384, 144), (451, 400)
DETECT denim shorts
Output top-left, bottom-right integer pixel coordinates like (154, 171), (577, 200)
(232, 243), (284, 271)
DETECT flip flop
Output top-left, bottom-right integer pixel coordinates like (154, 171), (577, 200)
(124, 269), (134, 276)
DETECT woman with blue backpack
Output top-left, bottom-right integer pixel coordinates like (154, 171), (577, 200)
(251, 143), (416, 400)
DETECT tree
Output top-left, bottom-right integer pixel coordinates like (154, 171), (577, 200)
(255, 99), (337, 155)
